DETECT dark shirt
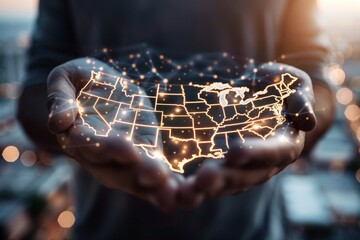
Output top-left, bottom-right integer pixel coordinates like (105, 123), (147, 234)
(23, 0), (329, 239)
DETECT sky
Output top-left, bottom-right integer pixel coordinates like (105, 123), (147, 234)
(0, 0), (359, 19)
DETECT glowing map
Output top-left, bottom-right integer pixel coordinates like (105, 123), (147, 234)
(77, 71), (298, 173)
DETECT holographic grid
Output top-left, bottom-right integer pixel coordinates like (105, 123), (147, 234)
(76, 51), (299, 173)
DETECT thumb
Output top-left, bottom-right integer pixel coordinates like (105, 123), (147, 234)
(47, 64), (78, 134)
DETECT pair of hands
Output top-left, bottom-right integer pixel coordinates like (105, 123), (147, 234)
(47, 58), (316, 212)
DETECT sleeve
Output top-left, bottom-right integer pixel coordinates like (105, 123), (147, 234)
(277, 0), (331, 84)
(25, 0), (77, 86)
(18, 0), (77, 152)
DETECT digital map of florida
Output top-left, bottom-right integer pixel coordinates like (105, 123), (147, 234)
(76, 71), (298, 173)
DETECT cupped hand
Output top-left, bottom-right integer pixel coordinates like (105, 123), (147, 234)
(47, 58), (183, 212)
(179, 63), (317, 207)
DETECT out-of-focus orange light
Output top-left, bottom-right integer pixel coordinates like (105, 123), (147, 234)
(336, 88), (353, 105)
(2, 146), (20, 162)
(329, 67), (346, 85)
(20, 150), (37, 167)
(356, 169), (360, 183)
(57, 211), (75, 228)
(344, 104), (360, 121)
(356, 127), (360, 141)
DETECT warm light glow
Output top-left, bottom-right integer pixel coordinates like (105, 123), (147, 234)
(344, 104), (360, 121)
(20, 150), (37, 167)
(2, 146), (20, 162)
(57, 211), (75, 228)
(76, 71), (299, 173)
(328, 67), (346, 85)
(356, 127), (360, 141)
(0, 0), (38, 17)
(318, 0), (360, 15)
(356, 169), (360, 183)
(336, 87), (353, 105)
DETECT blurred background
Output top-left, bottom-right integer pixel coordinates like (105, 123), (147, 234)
(0, 0), (359, 239)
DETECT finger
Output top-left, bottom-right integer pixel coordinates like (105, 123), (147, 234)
(221, 167), (278, 195)
(226, 129), (305, 168)
(47, 64), (79, 133)
(257, 64), (317, 131)
(135, 156), (171, 188)
(282, 67), (317, 131)
(193, 159), (225, 198)
(178, 176), (205, 209)
(60, 123), (142, 166)
(47, 59), (112, 133)
(147, 177), (179, 213)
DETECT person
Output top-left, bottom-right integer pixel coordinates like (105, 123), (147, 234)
(18, 0), (335, 239)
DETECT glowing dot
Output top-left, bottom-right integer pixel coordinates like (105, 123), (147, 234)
(151, 68), (157, 73)
(163, 78), (168, 83)
(241, 76), (246, 80)
(213, 74), (218, 79)
(329, 67), (345, 85)
(305, 87), (310, 91)
(175, 108), (181, 113)
(95, 143), (100, 147)
(86, 137), (91, 142)
(140, 75), (145, 80)
(2, 146), (19, 162)
(86, 59), (91, 64)
(279, 135), (288, 142)
(58, 211), (75, 228)
(20, 150), (37, 167)
(336, 88), (353, 105)
(344, 104), (360, 121)
(253, 68), (258, 73)
(356, 169), (360, 183)
(102, 48), (108, 53)
(295, 113), (299, 117)
(154, 150), (163, 159)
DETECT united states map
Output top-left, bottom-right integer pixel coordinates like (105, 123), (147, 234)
(76, 71), (298, 173)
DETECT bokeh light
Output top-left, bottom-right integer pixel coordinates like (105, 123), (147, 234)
(328, 67), (346, 85)
(2, 145), (20, 162)
(20, 150), (37, 167)
(344, 104), (360, 121)
(336, 87), (353, 105)
(356, 169), (360, 183)
(57, 211), (76, 228)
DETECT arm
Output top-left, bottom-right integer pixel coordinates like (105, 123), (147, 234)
(179, 0), (335, 206)
(278, 0), (336, 154)
(18, 0), (77, 152)
(18, 1), (181, 212)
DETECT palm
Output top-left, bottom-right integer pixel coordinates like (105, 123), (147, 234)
(48, 58), (178, 212)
